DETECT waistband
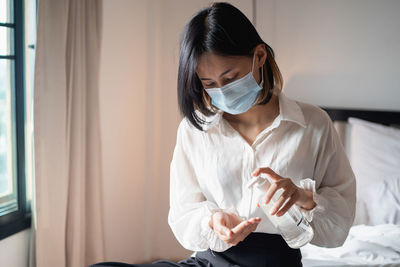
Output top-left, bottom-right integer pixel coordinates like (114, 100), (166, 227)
(195, 232), (302, 267)
(229, 232), (294, 250)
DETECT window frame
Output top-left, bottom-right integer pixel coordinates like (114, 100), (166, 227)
(0, 0), (32, 241)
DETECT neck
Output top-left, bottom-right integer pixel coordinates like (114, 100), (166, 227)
(222, 94), (280, 127)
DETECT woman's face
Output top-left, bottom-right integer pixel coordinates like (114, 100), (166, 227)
(196, 44), (267, 90)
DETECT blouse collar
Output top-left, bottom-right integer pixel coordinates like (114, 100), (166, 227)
(211, 92), (307, 135)
(278, 92), (307, 128)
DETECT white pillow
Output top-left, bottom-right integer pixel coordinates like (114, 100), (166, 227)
(347, 117), (400, 225)
(368, 175), (400, 225)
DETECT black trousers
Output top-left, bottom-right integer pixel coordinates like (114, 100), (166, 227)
(88, 232), (302, 267)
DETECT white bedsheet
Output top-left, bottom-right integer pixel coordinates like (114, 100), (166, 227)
(301, 224), (400, 267)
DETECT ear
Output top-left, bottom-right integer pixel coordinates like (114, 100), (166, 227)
(254, 44), (267, 69)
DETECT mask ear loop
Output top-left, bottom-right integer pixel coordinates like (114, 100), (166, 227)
(251, 53), (264, 87)
(254, 52), (272, 106)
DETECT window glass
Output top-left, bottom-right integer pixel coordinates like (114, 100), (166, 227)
(0, 0), (14, 24)
(0, 26), (14, 55)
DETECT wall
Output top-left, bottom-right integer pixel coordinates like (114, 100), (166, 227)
(98, 0), (400, 264)
(0, 229), (30, 267)
(256, 0), (400, 110)
(99, 0), (252, 263)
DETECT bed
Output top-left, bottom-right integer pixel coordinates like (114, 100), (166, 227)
(301, 108), (400, 267)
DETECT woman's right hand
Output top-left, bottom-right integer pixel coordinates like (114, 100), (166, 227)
(209, 211), (261, 246)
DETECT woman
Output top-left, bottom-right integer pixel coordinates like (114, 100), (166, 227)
(90, 2), (356, 267)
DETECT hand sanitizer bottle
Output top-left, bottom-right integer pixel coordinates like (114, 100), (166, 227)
(246, 174), (314, 248)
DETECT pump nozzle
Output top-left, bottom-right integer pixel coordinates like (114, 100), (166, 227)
(246, 175), (267, 189)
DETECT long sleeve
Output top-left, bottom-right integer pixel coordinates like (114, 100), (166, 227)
(167, 119), (233, 252)
(300, 112), (356, 248)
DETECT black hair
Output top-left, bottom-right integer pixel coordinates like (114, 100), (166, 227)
(177, 2), (282, 131)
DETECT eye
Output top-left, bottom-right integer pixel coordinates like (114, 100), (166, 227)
(203, 73), (239, 88)
(205, 82), (215, 88)
(224, 74), (238, 83)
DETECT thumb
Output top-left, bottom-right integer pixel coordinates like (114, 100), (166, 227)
(231, 220), (250, 234)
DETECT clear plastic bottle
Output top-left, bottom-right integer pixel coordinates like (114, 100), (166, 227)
(246, 174), (314, 248)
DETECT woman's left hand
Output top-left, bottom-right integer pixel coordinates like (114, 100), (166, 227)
(252, 167), (316, 217)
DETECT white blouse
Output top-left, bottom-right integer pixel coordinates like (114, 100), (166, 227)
(167, 92), (356, 255)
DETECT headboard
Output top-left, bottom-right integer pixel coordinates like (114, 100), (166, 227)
(321, 107), (400, 126)
(320, 107), (400, 227)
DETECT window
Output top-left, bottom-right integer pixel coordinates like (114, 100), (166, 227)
(0, 0), (35, 240)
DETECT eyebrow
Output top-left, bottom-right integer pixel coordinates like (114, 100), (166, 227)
(199, 68), (232, 80)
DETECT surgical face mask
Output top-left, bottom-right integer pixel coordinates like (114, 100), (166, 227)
(204, 54), (264, 115)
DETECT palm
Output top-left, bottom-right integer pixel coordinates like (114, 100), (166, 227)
(212, 211), (261, 246)
(220, 212), (243, 230)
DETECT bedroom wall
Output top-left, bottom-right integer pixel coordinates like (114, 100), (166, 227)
(99, 0), (253, 263)
(256, 0), (400, 111)
(98, 0), (399, 263)
(0, 229), (30, 267)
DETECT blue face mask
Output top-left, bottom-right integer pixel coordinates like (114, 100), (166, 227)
(204, 54), (264, 115)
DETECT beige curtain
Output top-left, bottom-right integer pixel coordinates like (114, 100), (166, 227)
(33, 0), (105, 266)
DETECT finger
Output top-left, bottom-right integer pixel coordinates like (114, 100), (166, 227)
(217, 229), (234, 242)
(232, 220), (260, 245)
(252, 167), (282, 181)
(263, 182), (279, 205)
(229, 233), (244, 246)
(231, 220), (251, 234)
(252, 167), (278, 177)
(244, 220), (259, 233)
(218, 224), (232, 237)
(270, 195), (288, 215)
(230, 229), (247, 245)
(248, 217), (262, 223)
(219, 234), (232, 242)
(248, 221), (259, 232)
(245, 217), (262, 227)
(230, 219), (260, 244)
(270, 188), (295, 215)
(277, 193), (300, 217)
(231, 218), (260, 236)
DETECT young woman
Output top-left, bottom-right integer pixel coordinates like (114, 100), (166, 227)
(90, 2), (356, 267)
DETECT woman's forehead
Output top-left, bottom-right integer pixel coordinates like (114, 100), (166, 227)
(196, 52), (248, 77)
